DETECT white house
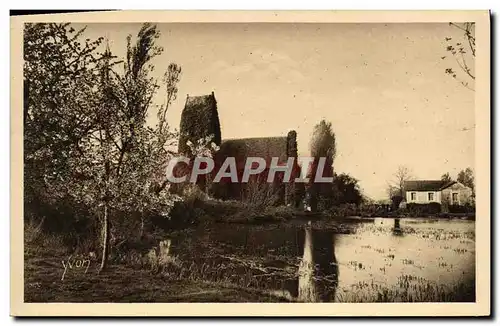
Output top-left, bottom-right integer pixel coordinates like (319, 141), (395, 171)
(403, 180), (473, 205)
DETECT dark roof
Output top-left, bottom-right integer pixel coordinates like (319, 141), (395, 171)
(185, 94), (212, 107)
(404, 180), (456, 191)
(178, 92), (221, 155)
(216, 136), (288, 165)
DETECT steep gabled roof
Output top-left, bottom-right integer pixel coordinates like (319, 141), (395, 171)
(404, 180), (457, 192)
(440, 181), (458, 190)
(216, 136), (288, 166)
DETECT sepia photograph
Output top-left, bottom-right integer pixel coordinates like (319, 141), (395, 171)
(10, 10), (491, 316)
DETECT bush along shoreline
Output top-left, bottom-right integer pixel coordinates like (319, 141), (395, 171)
(169, 197), (476, 226)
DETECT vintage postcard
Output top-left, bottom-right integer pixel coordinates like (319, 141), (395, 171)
(10, 10), (491, 317)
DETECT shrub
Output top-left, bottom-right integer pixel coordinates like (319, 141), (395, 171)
(391, 196), (404, 211)
(164, 184), (206, 227)
(241, 178), (282, 211)
(357, 204), (390, 217)
(448, 204), (475, 214)
(405, 202), (442, 215)
(261, 205), (295, 220)
(146, 239), (182, 272)
(24, 218), (68, 257)
(328, 203), (359, 217)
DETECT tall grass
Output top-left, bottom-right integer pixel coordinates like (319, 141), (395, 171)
(335, 275), (475, 302)
(24, 218), (68, 257)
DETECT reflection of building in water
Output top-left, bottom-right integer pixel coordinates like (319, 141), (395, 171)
(298, 227), (317, 301)
(154, 225), (338, 302)
(284, 225), (339, 302)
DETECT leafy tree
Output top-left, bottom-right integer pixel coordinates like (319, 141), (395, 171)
(309, 120), (336, 162)
(307, 120), (336, 211)
(23, 23), (107, 229)
(332, 173), (363, 206)
(24, 23), (182, 271)
(158, 63), (182, 134)
(85, 23), (182, 271)
(457, 167), (475, 192)
(441, 172), (453, 183)
(186, 134), (220, 195)
(443, 22), (475, 91)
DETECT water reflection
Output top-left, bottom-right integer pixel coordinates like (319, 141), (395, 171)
(157, 223), (339, 302)
(392, 218), (403, 236)
(286, 223), (338, 302)
(297, 226), (317, 301)
(151, 217), (474, 302)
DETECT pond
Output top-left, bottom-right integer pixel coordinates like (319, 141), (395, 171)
(156, 217), (475, 302)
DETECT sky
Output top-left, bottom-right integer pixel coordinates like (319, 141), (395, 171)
(79, 22), (475, 200)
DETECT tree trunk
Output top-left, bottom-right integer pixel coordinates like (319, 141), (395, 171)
(99, 202), (110, 273)
(140, 212), (145, 239)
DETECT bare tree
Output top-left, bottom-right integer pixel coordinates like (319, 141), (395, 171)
(242, 176), (281, 211)
(386, 183), (400, 200)
(391, 165), (413, 197)
(443, 22), (475, 91)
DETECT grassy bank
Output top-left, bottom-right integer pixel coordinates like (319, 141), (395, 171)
(24, 242), (290, 303)
(24, 219), (475, 303)
(25, 239), (475, 303)
(24, 216), (291, 303)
